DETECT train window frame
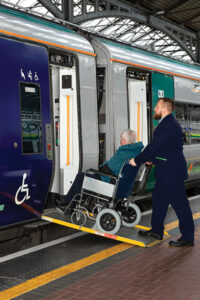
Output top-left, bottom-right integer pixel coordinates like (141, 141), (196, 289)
(96, 67), (106, 125)
(175, 102), (189, 145)
(19, 82), (43, 155)
(126, 67), (151, 141)
(175, 102), (200, 145)
(49, 51), (74, 68)
(188, 104), (200, 145)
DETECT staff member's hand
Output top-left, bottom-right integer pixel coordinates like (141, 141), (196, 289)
(129, 158), (137, 166)
(145, 161), (152, 166)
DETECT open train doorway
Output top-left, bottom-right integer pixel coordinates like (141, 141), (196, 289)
(49, 51), (80, 202)
(127, 69), (150, 146)
(127, 69), (151, 192)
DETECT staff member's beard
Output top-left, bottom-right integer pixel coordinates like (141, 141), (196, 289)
(154, 112), (162, 120)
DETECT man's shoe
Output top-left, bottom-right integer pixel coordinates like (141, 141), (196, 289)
(55, 199), (68, 213)
(169, 240), (194, 247)
(138, 229), (163, 240)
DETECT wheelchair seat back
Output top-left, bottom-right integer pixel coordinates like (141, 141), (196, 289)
(82, 176), (116, 198)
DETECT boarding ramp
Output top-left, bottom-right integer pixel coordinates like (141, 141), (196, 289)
(42, 163), (169, 247)
(41, 210), (170, 248)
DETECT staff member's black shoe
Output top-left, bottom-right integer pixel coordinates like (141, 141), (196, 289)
(169, 240), (194, 247)
(138, 229), (163, 240)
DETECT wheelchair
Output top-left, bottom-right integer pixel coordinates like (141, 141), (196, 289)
(70, 160), (142, 235)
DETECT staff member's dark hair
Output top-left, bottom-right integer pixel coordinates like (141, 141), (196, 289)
(158, 97), (174, 112)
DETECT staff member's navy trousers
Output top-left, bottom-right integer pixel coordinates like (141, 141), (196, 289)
(151, 181), (194, 242)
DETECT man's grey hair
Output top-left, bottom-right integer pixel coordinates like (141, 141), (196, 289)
(121, 129), (137, 144)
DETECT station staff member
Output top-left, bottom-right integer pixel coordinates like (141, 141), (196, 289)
(130, 97), (194, 247)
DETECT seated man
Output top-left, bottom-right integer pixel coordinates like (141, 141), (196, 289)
(55, 129), (144, 213)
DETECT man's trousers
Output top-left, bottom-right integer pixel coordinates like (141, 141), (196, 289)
(151, 181), (194, 241)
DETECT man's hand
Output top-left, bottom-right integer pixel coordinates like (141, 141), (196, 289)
(129, 158), (137, 166)
(145, 161), (152, 166)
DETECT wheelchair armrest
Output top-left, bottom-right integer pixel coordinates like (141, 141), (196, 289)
(85, 168), (117, 181)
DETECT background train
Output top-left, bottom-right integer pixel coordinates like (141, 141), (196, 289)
(0, 5), (200, 231)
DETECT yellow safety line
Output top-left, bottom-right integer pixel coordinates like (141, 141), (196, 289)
(0, 29), (96, 57)
(66, 95), (70, 166)
(165, 211), (200, 231)
(1, 212), (200, 299)
(0, 243), (132, 300)
(137, 102), (140, 142)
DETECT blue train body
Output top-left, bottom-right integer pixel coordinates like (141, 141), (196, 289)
(0, 37), (52, 227)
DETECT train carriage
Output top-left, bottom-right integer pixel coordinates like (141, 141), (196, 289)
(0, 5), (98, 229)
(92, 37), (200, 194)
(0, 4), (200, 232)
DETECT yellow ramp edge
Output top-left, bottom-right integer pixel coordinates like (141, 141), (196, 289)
(41, 215), (169, 248)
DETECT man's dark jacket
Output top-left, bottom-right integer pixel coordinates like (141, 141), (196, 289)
(135, 114), (188, 182)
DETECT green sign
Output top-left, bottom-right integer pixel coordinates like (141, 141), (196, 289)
(151, 72), (174, 128)
(0, 204), (5, 212)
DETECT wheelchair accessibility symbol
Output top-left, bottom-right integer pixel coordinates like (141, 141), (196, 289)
(15, 173), (31, 205)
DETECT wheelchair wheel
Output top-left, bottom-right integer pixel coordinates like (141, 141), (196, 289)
(71, 210), (87, 226)
(119, 203), (141, 227)
(96, 208), (121, 235)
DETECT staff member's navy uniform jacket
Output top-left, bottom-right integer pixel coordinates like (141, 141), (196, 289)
(135, 114), (194, 241)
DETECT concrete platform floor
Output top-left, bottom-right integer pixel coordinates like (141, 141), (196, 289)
(42, 226), (200, 300)
(0, 196), (200, 300)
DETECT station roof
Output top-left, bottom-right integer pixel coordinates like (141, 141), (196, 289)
(124, 0), (200, 32)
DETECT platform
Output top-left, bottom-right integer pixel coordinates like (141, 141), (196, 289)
(42, 210), (170, 248)
(0, 196), (200, 300)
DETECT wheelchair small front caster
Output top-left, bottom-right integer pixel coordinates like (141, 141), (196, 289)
(71, 210), (87, 226)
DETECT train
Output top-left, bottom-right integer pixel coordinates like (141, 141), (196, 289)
(0, 5), (200, 231)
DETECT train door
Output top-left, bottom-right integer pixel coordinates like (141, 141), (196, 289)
(96, 67), (112, 165)
(0, 37), (53, 227)
(151, 72), (174, 130)
(144, 72), (174, 192)
(127, 78), (148, 146)
(127, 71), (149, 190)
(50, 53), (79, 198)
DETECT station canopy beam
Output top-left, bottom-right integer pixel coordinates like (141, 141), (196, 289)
(37, 0), (64, 19)
(1, 0), (200, 63)
(63, 0), (198, 63)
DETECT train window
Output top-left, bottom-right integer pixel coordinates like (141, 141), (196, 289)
(62, 75), (72, 89)
(188, 105), (200, 144)
(49, 52), (74, 68)
(175, 103), (189, 144)
(97, 68), (106, 124)
(175, 102), (200, 145)
(20, 83), (43, 154)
